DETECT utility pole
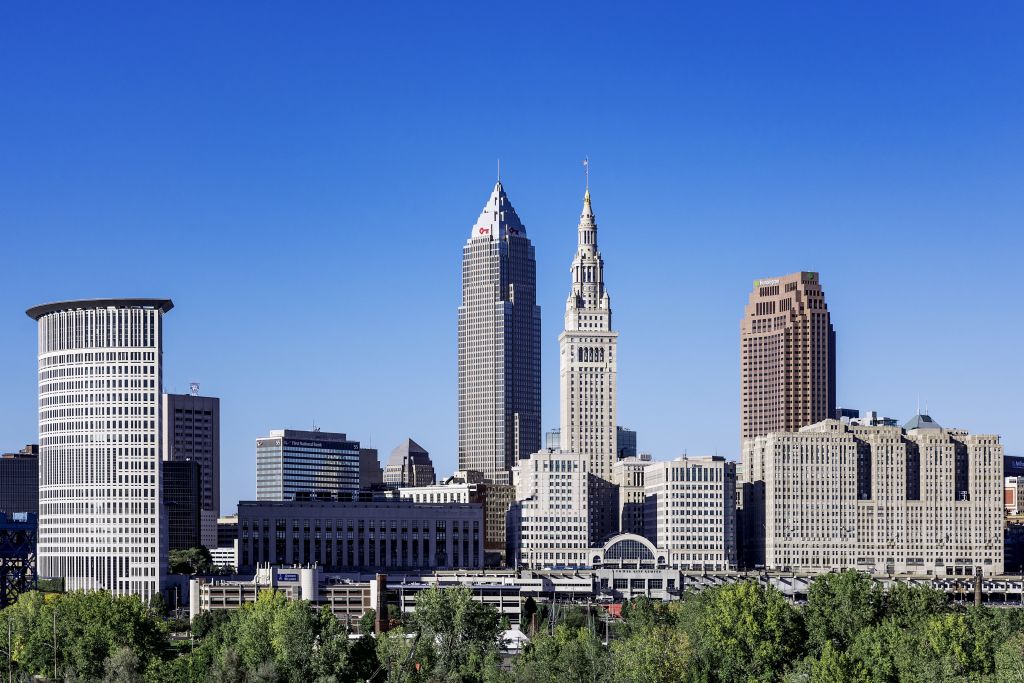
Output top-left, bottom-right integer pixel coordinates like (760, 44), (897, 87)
(52, 608), (57, 681)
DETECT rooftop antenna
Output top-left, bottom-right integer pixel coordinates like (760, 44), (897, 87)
(497, 158), (501, 183)
(582, 156), (590, 191)
(189, 382), (200, 397)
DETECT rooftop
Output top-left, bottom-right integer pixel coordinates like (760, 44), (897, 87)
(26, 298), (174, 320)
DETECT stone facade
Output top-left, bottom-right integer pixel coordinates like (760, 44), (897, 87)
(742, 417), (1004, 576)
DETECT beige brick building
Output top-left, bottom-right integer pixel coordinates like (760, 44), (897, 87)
(741, 271), (835, 441)
(742, 417), (1004, 576)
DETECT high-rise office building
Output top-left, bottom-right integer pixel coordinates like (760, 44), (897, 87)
(740, 271), (835, 441)
(256, 429), (361, 501)
(163, 459), (202, 551)
(162, 393), (220, 547)
(458, 181), (541, 486)
(559, 188), (618, 481)
(616, 427), (637, 460)
(27, 298), (172, 600)
(0, 445), (39, 517)
(741, 416), (1004, 576)
(383, 439), (436, 487)
(643, 456), (738, 571)
(359, 448), (383, 488)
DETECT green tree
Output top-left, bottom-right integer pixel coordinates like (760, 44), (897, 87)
(408, 586), (502, 682)
(514, 625), (609, 683)
(359, 609), (377, 635)
(804, 571), (883, 654)
(310, 606), (352, 681)
(690, 581), (805, 683)
(610, 623), (690, 683)
(102, 645), (143, 683)
(995, 631), (1024, 683)
(233, 590), (287, 674)
(809, 640), (867, 683)
(269, 599), (316, 682)
(883, 583), (949, 629)
(168, 547), (214, 575)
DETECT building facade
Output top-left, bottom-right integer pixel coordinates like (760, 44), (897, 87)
(740, 271), (835, 441)
(643, 456), (738, 571)
(616, 427), (637, 460)
(398, 477), (514, 565)
(611, 456), (652, 537)
(458, 181), (542, 486)
(256, 429), (361, 501)
(383, 439), (436, 487)
(742, 417), (1004, 576)
(236, 500), (484, 572)
(162, 393), (220, 547)
(509, 451), (591, 569)
(163, 459), (202, 551)
(28, 298), (172, 600)
(359, 448), (383, 487)
(0, 446), (38, 517)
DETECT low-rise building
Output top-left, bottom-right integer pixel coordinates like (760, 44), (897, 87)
(399, 472), (514, 566)
(236, 499), (484, 573)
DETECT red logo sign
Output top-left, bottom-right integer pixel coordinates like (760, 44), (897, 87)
(478, 227), (490, 235)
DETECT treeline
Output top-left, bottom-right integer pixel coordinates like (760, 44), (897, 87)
(4, 571), (1024, 682)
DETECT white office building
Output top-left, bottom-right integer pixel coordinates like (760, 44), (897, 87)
(508, 450), (594, 568)
(643, 456), (738, 571)
(28, 298), (173, 600)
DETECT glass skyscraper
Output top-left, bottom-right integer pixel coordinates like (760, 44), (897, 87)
(256, 429), (361, 500)
(458, 181), (541, 486)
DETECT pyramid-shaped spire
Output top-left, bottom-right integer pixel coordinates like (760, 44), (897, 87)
(471, 181), (526, 239)
(577, 188), (597, 249)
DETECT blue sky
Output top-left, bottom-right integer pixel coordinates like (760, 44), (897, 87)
(1, 3), (1021, 514)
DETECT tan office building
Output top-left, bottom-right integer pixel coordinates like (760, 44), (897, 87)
(741, 271), (835, 441)
(742, 416), (1004, 576)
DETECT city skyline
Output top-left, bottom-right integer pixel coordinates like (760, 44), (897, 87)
(2, 4), (1023, 515)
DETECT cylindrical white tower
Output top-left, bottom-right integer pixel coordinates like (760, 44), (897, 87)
(27, 298), (173, 600)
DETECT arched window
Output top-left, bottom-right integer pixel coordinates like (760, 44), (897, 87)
(604, 538), (655, 562)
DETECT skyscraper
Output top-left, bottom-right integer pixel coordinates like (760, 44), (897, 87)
(27, 298), (172, 600)
(740, 271), (835, 441)
(163, 459), (202, 551)
(256, 429), (361, 501)
(162, 393), (220, 547)
(0, 445), (38, 517)
(559, 188), (618, 482)
(458, 180), (541, 485)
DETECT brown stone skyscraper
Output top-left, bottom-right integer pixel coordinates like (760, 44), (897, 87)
(741, 271), (835, 441)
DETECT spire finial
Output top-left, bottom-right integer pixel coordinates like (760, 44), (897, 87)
(497, 158), (501, 184)
(582, 156), (590, 193)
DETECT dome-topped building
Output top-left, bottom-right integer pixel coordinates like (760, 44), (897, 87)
(384, 439), (436, 487)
